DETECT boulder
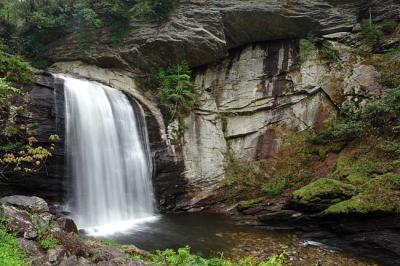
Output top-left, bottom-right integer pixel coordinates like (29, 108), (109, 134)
(0, 204), (37, 239)
(47, 246), (67, 265)
(56, 217), (78, 234)
(52, 231), (91, 257)
(0, 195), (49, 213)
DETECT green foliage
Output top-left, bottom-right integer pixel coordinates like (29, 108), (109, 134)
(361, 19), (398, 41)
(0, 0), (177, 59)
(151, 246), (286, 266)
(309, 122), (363, 144)
(0, 136), (55, 174)
(320, 44), (340, 63)
(361, 21), (383, 41)
(0, 224), (29, 266)
(383, 141), (400, 158)
(40, 235), (58, 250)
(299, 35), (317, 61)
(101, 239), (117, 246)
(261, 178), (289, 196)
(312, 86), (400, 144)
(154, 62), (200, 122)
(0, 142), (24, 153)
(292, 178), (356, 204)
(134, 0), (176, 21)
(0, 78), (23, 104)
(0, 51), (32, 84)
(261, 131), (314, 196)
(225, 153), (267, 188)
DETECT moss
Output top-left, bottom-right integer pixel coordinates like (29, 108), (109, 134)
(293, 178), (356, 204)
(299, 36), (317, 61)
(333, 144), (393, 185)
(238, 198), (264, 209)
(262, 177), (289, 196)
(326, 173), (400, 214)
(261, 131), (315, 195)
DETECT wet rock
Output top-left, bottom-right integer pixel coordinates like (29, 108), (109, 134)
(0, 195), (49, 213)
(56, 217), (78, 234)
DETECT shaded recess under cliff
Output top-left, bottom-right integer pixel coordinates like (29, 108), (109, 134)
(47, 0), (400, 72)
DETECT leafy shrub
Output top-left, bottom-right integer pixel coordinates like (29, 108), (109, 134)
(0, 51), (32, 84)
(134, 0), (177, 21)
(361, 21), (383, 41)
(151, 246), (286, 266)
(383, 141), (400, 158)
(0, 78), (23, 105)
(153, 62), (200, 122)
(261, 177), (289, 196)
(309, 122), (363, 144)
(312, 86), (400, 143)
(40, 235), (58, 250)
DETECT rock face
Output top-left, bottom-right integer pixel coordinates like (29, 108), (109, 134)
(0, 73), (67, 204)
(47, 0), (400, 72)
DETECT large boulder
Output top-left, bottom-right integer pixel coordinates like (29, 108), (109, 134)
(0, 195), (49, 213)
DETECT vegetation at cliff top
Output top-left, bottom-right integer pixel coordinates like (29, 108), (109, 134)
(0, 0), (177, 62)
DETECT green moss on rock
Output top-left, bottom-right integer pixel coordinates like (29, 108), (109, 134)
(333, 144), (393, 185)
(238, 198), (264, 210)
(293, 178), (356, 204)
(326, 173), (400, 214)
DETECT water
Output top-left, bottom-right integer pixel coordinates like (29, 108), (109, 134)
(57, 74), (157, 236)
(94, 213), (375, 265)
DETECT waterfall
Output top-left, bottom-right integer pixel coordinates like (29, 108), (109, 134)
(56, 74), (156, 236)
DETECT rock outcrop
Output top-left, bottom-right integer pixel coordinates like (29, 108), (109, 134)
(47, 0), (400, 72)
(0, 195), (148, 266)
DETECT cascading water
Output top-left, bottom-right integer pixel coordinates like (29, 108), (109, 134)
(56, 74), (157, 236)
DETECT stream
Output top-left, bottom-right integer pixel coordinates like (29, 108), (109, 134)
(87, 213), (378, 266)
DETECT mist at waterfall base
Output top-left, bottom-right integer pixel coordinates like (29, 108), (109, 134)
(58, 74), (158, 236)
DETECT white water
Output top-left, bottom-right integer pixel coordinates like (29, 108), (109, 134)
(57, 74), (157, 236)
